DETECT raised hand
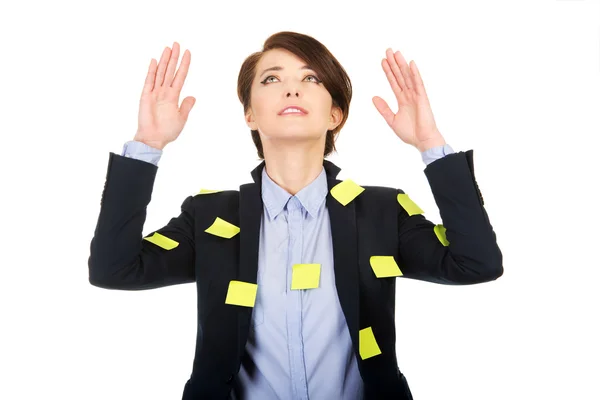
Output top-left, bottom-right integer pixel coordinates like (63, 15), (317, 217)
(372, 48), (445, 152)
(134, 42), (196, 150)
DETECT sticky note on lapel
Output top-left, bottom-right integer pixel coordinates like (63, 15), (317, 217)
(359, 326), (382, 360)
(397, 193), (424, 216)
(434, 224), (450, 246)
(143, 232), (179, 250)
(291, 264), (321, 289)
(370, 256), (403, 278)
(225, 280), (258, 307)
(205, 217), (240, 239)
(330, 179), (365, 206)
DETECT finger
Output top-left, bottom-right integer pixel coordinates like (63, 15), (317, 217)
(372, 96), (395, 127)
(163, 41), (180, 88)
(386, 48), (407, 91)
(142, 58), (157, 96)
(381, 58), (404, 104)
(172, 49), (191, 93)
(179, 96), (196, 122)
(155, 46), (172, 88)
(393, 50), (412, 90)
(409, 60), (427, 98)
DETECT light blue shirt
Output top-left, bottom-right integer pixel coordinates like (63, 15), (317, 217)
(121, 140), (454, 399)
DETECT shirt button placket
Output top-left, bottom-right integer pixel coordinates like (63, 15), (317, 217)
(285, 197), (309, 399)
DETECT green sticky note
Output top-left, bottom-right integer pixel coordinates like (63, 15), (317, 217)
(397, 193), (424, 216)
(205, 217), (240, 239)
(434, 224), (450, 246)
(291, 264), (321, 290)
(225, 280), (258, 307)
(370, 256), (403, 278)
(330, 179), (365, 206)
(197, 188), (223, 195)
(143, 232), (179, 250)
(359, 326), (382, 360)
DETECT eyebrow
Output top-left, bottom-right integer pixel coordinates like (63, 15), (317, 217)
(258, 64), (314, 78)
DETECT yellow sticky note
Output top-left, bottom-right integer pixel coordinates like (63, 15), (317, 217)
(225, 280), (258, 307)
(434, 224), (450, 246)
(291, 264), (321, 290)
(143, 232), (179, 250)
(370, 256), (403, 278)
(359, 326), (382, 360)
(330, 179), (365, 206)
(197, 188), (222, 195)
(397, 193), (424, 216)
(205, 217), (240, 239)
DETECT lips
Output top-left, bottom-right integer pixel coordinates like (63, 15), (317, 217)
(278, 105), (308, 115)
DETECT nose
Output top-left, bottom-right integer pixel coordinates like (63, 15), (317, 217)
(286, 91), (299, 97)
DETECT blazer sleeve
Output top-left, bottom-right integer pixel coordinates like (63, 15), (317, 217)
(88, 152), (196, 290)
(396, 150), (503, 285)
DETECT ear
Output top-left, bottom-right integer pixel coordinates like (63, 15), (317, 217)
(245, 108), (258, 130)
(328, 106), (343, 131)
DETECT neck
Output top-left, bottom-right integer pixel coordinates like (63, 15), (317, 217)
(262, 138), (325, 196)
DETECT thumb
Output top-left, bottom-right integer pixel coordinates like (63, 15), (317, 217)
(179, 96), (196, 122)
(372, 96), (394, 127)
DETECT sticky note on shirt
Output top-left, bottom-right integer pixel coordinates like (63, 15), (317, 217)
(197, 188), (222, 195)
(330, 179), (365, 206)
(434, 224), (450, 246)
(370, 256), (403, 278)
(397, 193), (424, 216)
(291, 263), (321, 290)
(359, 326), (382, 360)
(143, 232), (179, 250)
(225, 280), (258, 307)
(205, 217), (240, 239)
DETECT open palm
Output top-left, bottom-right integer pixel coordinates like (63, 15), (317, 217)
(372, 48), (444, 152)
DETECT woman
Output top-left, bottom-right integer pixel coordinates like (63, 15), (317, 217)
(89, 31), (503, 399)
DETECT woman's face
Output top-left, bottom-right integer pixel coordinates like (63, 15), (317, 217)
(245, 48), (342, 150)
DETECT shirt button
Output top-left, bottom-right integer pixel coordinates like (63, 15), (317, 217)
(226, 374), (234, 383)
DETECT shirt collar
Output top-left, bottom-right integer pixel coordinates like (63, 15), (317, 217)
(261, 166), (329, 220)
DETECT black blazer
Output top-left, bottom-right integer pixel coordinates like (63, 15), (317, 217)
(88, 149), (503, 399)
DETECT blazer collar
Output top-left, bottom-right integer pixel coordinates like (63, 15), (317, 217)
(250, 158), (342, 183)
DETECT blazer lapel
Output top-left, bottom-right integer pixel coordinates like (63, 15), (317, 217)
(323, 160), (361, 356)
(236, 160), (360, 358)
(235, 164), (264, 356)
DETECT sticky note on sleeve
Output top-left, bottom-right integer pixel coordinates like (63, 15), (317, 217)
(330, 179), (365, 206)
(291, 264), (321, 290)
(205, 217), (240, 239)
(397, 193), (424, 216)
(143, 232), (179, 250)
(434, 224), (450, 246)
(197, 188), (222, 195)
(370, 256), (403, 278)
(225, 280), (258, 307)
(359, 326), (382, 360)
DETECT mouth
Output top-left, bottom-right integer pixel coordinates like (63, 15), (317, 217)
(278, 106), (309, 116)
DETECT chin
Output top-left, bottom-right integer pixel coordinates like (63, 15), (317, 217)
(269, 124), (317, 139)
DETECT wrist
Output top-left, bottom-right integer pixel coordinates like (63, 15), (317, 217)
(133, 136), (166, 151)
(417, 136), (446, 153)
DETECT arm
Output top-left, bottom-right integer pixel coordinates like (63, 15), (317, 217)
(88, 147), (195, 290)
(397, 149), (503, 285)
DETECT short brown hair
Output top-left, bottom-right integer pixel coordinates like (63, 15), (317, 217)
(237, 31), (352, 159)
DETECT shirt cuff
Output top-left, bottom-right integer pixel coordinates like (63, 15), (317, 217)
(121, 140), (163, 166)
(421, 143), (455, 166)
(119, 140), (453, 167)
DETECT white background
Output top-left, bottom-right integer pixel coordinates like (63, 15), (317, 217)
(1, 0), (599, 399)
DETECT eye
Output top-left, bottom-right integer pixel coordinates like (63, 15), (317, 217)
(260, 74), (322, 84)
(262, 76), (278, 84)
